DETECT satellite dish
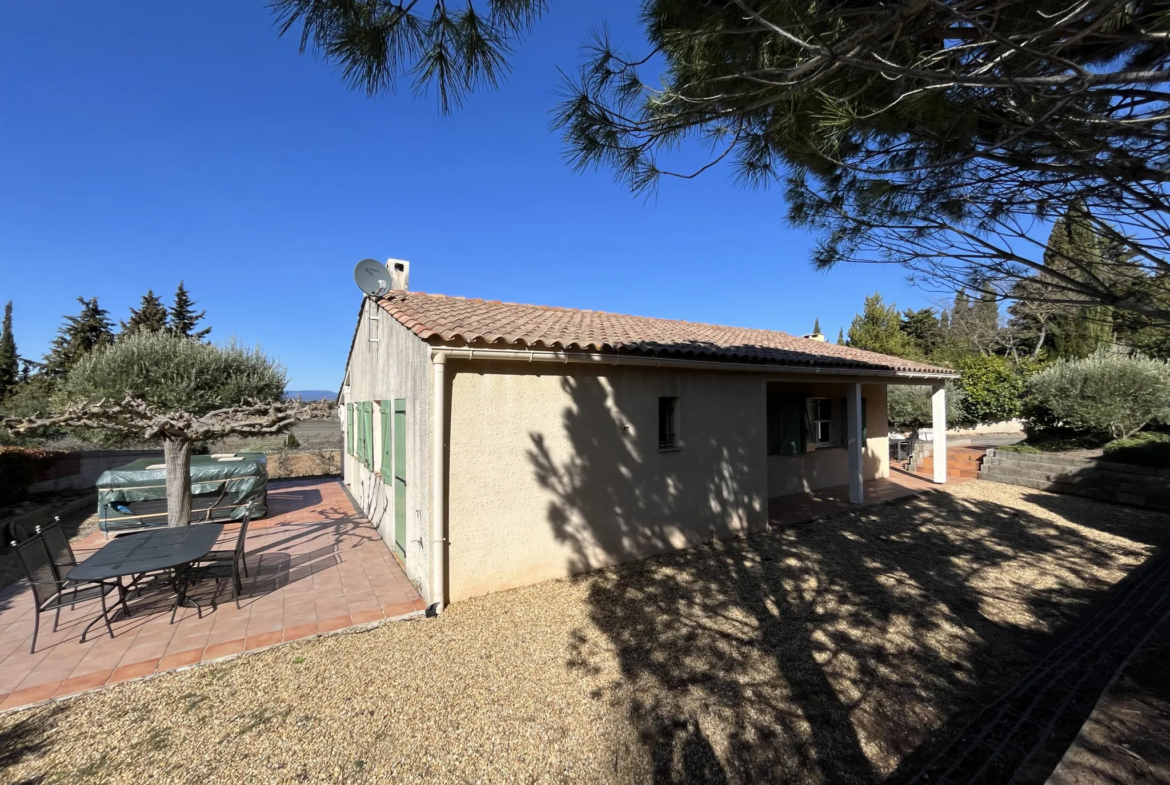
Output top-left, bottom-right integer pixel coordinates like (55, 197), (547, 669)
(353, 259), (390, 297)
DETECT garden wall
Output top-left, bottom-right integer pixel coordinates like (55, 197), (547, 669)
(979, 448), (1170, 511)
(27, 449), (162, 495)
(19, 447), (341, 498)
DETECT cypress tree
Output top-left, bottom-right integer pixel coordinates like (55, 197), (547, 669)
(121, 289), (169, 336)
(0, 301), (17, 400)
(837, 327), (845, 345)
(168, 281), (211, 340)
(812, 317), (822, 335)
(43, 297), (115, 380)
(1045, 204), (1115, 358)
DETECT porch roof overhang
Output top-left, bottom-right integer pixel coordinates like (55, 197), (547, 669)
(428, 345), (959, 383)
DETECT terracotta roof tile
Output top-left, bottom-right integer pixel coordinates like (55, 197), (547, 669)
(373, 291), (954, 376)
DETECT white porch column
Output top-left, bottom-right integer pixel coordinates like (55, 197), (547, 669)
(932, 384), (947, 484)
(847, 382), (864, 504)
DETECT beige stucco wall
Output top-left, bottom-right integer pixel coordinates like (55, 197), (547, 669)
(339, 298), (433, 602)
(764, 382), (889, 498)
(445, 361), (769, 602)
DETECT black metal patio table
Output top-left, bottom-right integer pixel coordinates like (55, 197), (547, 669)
(67, 524), (224, 641)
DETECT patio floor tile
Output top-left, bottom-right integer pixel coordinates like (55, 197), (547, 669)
(317, 614), (352, 634)
(384, 601), (417, 618)
(283, 622), (318, 642)
(0, 680), (62, 710)
(108, 659), (160, 684)
(157, 648), (204, 670)
(203, 639), (245, 660)
(0, 479), (421, 712)
(350, 609), (384, 625)
(54, 669), (114, 698)
(244, 631), (283, 651)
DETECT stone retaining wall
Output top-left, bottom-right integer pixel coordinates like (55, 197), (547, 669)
(979, 449), (1170, 511)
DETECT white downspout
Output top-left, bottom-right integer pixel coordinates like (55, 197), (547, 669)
(431, 351), (448, 614)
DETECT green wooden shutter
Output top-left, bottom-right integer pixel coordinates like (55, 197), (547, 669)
(775, 398), (804, 456)
(840, 398), (848, 448)
(360, 402), (369, 470)
(800, 400), (815, 452)
(357, 402), (366, 467)
(380, 401), (392, 479)
(354, 403), (361, 462)
(346, 402), (354, 456)
(392, 399), (407, 559)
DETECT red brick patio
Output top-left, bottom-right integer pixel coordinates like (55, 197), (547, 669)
(0, 478), (423, 712)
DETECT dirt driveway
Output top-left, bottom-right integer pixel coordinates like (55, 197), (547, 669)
(2, 482), (1168, 785)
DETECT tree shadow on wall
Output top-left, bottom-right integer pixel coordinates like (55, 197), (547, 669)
(528, 374), (1169, 785)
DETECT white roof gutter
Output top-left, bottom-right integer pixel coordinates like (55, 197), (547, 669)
(428, 346), (957, 381)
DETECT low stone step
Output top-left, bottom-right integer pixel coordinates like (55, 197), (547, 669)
(913, 467), (981, 480)
(917, 456), (985, 466)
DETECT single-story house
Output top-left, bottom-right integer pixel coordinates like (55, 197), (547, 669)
(338, 262), (957, 612)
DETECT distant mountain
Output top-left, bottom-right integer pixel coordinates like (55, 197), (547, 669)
(285, 389), (337, 402)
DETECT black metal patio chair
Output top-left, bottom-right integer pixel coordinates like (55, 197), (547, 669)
(5, 519), (33, 545)
(197, 504), (254, 577)
(37, 518), (78, 581)
(13, 535), (116, 653)
(181, 506), (253, 612)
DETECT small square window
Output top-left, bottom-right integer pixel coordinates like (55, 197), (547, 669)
(658, 397), (679, 449)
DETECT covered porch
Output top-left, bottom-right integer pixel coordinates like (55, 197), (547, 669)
(766, 378), (951, 505)
(0, 478), (424, 712)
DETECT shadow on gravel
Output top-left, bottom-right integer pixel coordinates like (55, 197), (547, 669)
(0, 703), (59, 775)
(530, 374), (1170, 785)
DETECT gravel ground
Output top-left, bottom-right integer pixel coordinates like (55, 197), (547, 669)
(2, 482), (1168, 785)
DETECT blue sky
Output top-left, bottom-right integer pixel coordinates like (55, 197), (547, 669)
(0, 0), (933, 390)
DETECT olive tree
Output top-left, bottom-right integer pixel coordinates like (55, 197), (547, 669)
(1027, 350), (1170, 440)
(3, 332), (332, 527)
(887, 381), (968, 435)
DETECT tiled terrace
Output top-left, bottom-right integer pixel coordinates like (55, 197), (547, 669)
(0, 478), (423, 712)
(767, 467), (966, 527)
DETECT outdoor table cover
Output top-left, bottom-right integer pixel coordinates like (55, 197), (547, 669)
(96, 453), (267, 532)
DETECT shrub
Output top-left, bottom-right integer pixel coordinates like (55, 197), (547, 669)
(954, 354), (1026, 424)
(996, 442), (1042, 454)
(1026, 350), (1170, 440)
(1101, 431), (1170, 468)
(887, 381), (970, 432)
